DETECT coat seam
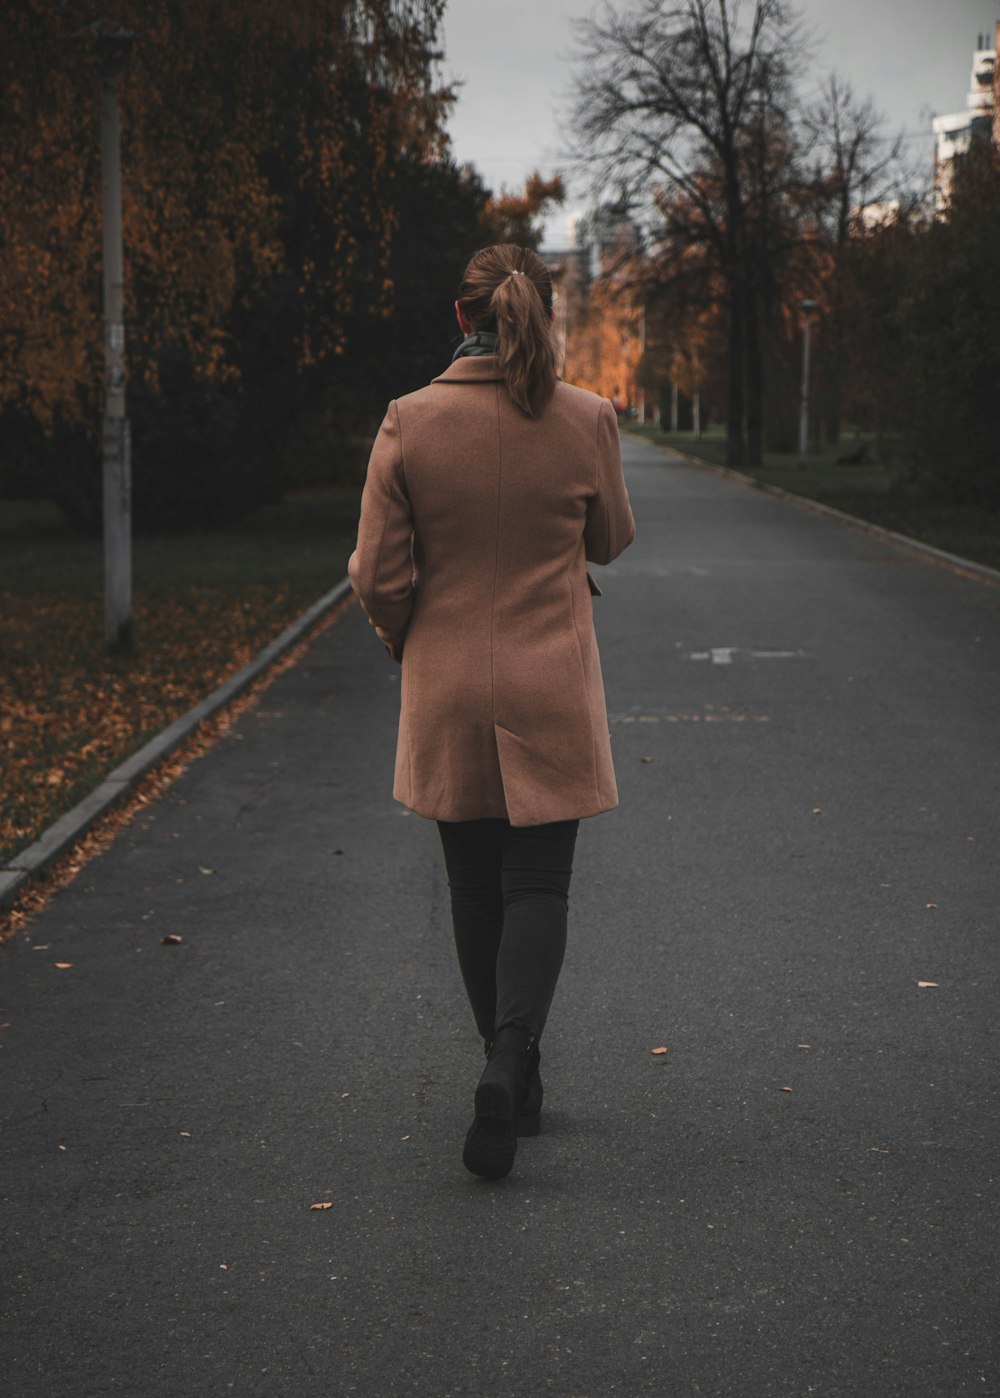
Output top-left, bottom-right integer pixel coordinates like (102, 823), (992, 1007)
(368, 399), (400, 630)
(491, 383), (502, 735)
(592, 400), (610, 562)
(377, 401), (411, 798)
(395, 400), (415, 804)
(567, 570), (601, 802)
(394, 399), (409, 497)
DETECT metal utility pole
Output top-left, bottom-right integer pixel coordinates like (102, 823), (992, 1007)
(96, 22), (135, 650)
(798, 299), (817, 470)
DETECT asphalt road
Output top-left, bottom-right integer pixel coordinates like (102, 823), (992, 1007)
(2, 434), (998, 1397)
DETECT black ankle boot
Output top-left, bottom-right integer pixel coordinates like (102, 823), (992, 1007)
(479, 1037), (543, 1138)
(463, 1025), (537, 1179)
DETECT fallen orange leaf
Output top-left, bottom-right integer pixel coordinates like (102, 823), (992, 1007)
(53, 962), (73, 969)
(650, 1046), (669, 1055)
(916, 980), (939, 988)
(778, 1085), (794, 1092)
(161, 934), (183, 945)
(310, 1201), (334, 1211)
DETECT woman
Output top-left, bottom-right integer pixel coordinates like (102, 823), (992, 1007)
(348, 243), (634, 1180)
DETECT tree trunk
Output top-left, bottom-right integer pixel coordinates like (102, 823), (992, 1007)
(744, 285), (765, 467)
(726, 289), (745, 468)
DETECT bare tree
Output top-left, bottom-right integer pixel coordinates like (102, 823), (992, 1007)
(803, 76), (902, 248)
(801, 76), (903, 442)
(570, 0), (806, 466)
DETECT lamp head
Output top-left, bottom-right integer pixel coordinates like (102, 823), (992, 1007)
(73, 18), (135, 78)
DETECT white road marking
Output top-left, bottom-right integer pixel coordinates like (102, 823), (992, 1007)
(687, 648), (807, 663)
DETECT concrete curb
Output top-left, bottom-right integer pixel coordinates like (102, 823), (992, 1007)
(632, 433), (1000, 587)
(0, 576), (354, 914)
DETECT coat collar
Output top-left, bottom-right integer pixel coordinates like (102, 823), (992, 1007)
(431, 356), (504, 385)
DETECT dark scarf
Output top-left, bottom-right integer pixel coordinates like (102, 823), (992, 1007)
(451, 331), (499, 362)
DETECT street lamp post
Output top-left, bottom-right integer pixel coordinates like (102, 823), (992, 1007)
(798, 298), (817, 470)
(93, 21), (135, 650)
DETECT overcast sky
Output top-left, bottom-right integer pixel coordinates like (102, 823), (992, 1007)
(439, 0), (1000, 246)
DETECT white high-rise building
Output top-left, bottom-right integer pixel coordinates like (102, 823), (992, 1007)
(932, 35), (997, 210)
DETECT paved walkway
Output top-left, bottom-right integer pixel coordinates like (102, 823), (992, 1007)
(2, 435), (998, 1397)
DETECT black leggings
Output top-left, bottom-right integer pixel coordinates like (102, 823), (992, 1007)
(436, 817), (579, 1042)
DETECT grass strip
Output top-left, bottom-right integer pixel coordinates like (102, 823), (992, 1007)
(0, 487), (360, 867)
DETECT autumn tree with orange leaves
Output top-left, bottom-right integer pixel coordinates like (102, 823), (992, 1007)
(480, 172), (565, 249)
(0, 0), (486, 528)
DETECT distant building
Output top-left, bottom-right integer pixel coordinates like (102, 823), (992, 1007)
(541, 209), (637, 335)
(538, 243), (587, 374)
(854, 200), (901, 231)
(540, 208), (643, 407)
(932, 29), (997, 210)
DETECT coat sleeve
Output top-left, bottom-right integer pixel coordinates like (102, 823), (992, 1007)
(584, 398), (636, 566)
(347, 401), (414, 663)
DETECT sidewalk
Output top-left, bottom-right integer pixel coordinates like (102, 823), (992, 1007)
(2, 435), (998, 1396)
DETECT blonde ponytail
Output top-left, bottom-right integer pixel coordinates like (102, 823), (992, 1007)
(458, 245), (558, 417)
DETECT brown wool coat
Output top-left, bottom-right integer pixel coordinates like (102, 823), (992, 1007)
(347, 356), (636, 826)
